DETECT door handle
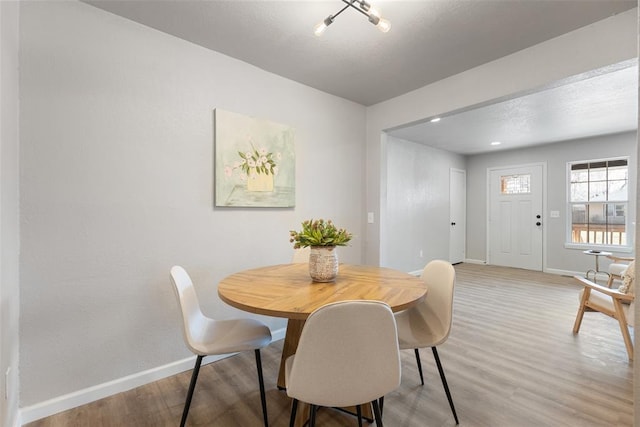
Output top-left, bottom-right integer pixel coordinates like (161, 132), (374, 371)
(536, 222), (542, 226)
(451, 222), (456, 226)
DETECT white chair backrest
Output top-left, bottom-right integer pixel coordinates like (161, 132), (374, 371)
(170, 266), (209, 354)
(418, 260), (456, 343)
(286, 300), (400, 408)
(291, 246), (310, 263)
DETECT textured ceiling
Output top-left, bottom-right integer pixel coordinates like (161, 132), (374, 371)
(83, 0), (638, 153)
(388, 62), (638, 154)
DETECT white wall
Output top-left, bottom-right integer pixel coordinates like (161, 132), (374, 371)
(0, 1), (21, 426)
(383, 136), (465, 272)
(14, 1), (640, 422)
(18, 0), (366, 413)
(365, 8), (638, 266)
(466, 131), (636, 273)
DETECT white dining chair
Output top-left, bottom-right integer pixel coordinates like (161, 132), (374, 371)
(285, 300), (401, 426)
(394, 259), (459, 424)
(170, 266), (272, 427)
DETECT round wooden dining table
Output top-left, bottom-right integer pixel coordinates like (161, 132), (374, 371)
(218, 262), (428, 319)
(218, 262), (427, 425)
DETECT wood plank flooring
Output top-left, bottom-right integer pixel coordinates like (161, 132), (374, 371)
(26, 264), (633, 426)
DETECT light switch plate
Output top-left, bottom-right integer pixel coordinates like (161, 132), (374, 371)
(550, 210), (560, 218)
(367, 212), (374, 224)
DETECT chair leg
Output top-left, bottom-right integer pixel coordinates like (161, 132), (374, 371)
(414, 348), (425, 385)
(180, 355), (203, 427)
(309, 404), (317, 427)
(356, 405), (363, 427)
(432, 347), (459, 425)
(254, 349), (269, 427)
(289, 399), (298, 427)
(379, 396), (384, 415)
(573, 288), (591, 334)
(612, 300), (634, 360)
(372, 399), (384, 427)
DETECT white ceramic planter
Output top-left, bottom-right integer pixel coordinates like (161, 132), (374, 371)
(308, 246), (338, 282)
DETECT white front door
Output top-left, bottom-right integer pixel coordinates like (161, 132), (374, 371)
(488, 164), (544, 271)
(449, 168), (466, 264)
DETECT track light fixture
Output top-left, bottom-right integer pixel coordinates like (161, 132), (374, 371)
(314, 0), (391, 36)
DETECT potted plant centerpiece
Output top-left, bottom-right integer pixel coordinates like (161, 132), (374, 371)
(289, 219), (352, 282)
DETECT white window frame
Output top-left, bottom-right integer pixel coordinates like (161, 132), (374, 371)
(565, 156), (632, 252)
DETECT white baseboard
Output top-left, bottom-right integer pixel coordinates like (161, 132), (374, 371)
(20, 327), (286, 425)
(463, 258), (486, 265)
(410, 259), (486, 276)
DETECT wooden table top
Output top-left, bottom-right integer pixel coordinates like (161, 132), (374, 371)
(218, 263), (427, 320)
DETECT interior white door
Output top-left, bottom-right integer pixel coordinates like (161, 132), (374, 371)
(449, 168), (466, 264)
(489, 165), (543, 270)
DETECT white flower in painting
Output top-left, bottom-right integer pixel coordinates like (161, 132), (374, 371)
(234, 144), (279, 182)
(224, 166), (233, 177)
(273, 166), (279, 176)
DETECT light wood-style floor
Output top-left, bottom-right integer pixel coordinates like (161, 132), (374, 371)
(26, 264), (633, 427)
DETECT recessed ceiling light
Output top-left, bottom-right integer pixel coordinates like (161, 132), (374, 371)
(430, 117), (441, 123)
(491, 141), (501, 146)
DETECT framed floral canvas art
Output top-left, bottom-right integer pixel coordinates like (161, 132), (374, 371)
(214, 109), (295, 207)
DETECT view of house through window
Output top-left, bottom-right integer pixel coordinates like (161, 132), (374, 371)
(569, 158), (628, 246)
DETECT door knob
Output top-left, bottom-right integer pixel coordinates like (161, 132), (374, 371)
(536, 214), (541, 219)
(451, 222), (456, 226)
(536, 222), (541, 226)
